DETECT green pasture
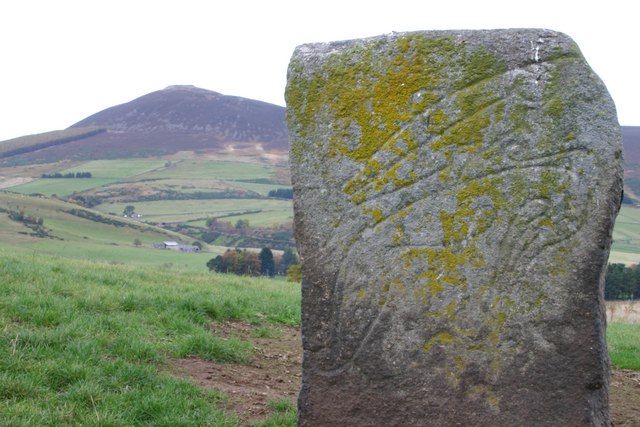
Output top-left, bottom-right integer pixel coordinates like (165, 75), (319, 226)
(0, 191), (222, 271)
(219, 208), (294, 227)
(9, 178), (116, 197)
(0, 251), (299, 426)
(43, 216), (162, 244)
(0, 213), (36, 244)
(0, 191), (173, 243)
(608, 251), (640, 265)
(4, 159), (289, 211)
(607, 323), (640, 370)
(7, 159), (168, 196)
(95, 199), (293, 225)
(138, 159), (275, 181)
(230, 181), (291, 196)
(61, 159), (167, 179)
(610, 206), (640, 264)
(15, 240), (220, 272)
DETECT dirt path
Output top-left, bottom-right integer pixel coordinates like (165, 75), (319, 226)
(170, 322), (301, 424)
(0, 176), (32, 189)
(169, 322), (639, 426)
(611, 369), (640, 426)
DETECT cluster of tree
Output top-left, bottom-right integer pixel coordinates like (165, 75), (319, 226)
(605, 263), (640, 300)
(200, 218), (294, 250)
(130, 189), (261, 202)
(69, 188), (263, 208)
(7, 209), (56, 239)
(9, 210), (43, 226)
(123, 205), (137, 216)
(65, 208), (143, 230)
(41, 171), (92, 179)
(207, 246), (299, 278)
(68, 194), (102, 208)
(267, 188), (293, 199)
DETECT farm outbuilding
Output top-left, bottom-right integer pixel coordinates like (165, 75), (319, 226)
(153, 241), (200, 253)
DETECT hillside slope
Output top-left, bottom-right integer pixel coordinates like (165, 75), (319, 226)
(622, 126), (640, 204)
(1, 86), (288, 164)
(623, 126), (640, 168)
(0, 191), (220, 269)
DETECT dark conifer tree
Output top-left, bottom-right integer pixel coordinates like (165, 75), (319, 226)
(259, 247), (275, 277)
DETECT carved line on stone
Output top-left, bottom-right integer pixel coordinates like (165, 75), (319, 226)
(346, 98), (504, 202)
(346, 156), (587, 243)
(327, 154), (591, 367)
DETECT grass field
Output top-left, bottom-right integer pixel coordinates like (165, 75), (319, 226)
(610, 206), (640, 264)
(20, 239), (219, 272)
(0, 251), (299, 426)
(138, 159), (276, 181)
(0, 250), (636, 425)
(9, 178), (118, 197)
(1, 157), (293, 238)
(608, 323), (640, 370)
(0, 191), (223, 271)
(7, 159), (168, 197)
(4, 158), (285, 197)
(62, 159), (168, 178)
(230, 181), (291, 196)
(94, 199), (293, 226)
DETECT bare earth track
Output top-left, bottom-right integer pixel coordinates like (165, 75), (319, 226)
(170, 322), (302, 425)
(169, 322), (639, 426)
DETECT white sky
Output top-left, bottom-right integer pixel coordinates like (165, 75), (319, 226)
(0, 0), (637, 141)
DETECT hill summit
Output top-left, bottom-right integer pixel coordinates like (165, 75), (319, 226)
(72, 85), (287, 147)
(3, 86), (288, 163)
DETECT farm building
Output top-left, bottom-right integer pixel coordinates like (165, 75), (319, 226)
(153, 241), (200, 253)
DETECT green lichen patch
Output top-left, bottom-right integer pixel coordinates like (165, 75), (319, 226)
(286, 33), (508, 206)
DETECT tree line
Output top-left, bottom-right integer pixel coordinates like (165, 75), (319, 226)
(207, 247), (300, 280)
(267, 188), (293, 199)
(205, 257), (640, 293)
(605, 263), (639, 300)
(41, 171), (92, 179)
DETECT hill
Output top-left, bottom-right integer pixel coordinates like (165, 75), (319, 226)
(622, 126), (640, 167)
(622, 126), (640, 204)
(0, 127), (105, 160)
(0, 86), (288, 164)
(0, 90), (637, 263)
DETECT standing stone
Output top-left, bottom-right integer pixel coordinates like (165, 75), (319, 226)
(286, 29), (623, 426)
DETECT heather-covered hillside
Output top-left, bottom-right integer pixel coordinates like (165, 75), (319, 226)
(0, 86), (288, 164)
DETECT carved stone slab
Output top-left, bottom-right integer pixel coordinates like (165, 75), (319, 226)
(286, 29), (623, 426)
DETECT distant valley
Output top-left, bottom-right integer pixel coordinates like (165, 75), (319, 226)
(0, 86), (293, 269)
(0, 86), (639, 267)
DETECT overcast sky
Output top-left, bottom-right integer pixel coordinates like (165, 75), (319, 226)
(0, 0), (637, 141)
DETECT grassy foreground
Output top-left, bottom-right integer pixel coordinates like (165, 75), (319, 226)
(608, 323), (640, 370)
(0, 251), (299, 426)
(0, 251), (637, 425)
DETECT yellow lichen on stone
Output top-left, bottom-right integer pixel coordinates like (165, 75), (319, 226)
(423, 331), (456, 351)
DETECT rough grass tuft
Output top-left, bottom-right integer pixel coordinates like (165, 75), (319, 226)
(0, 250), (299, 425)
(608, 323), (640, 370)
